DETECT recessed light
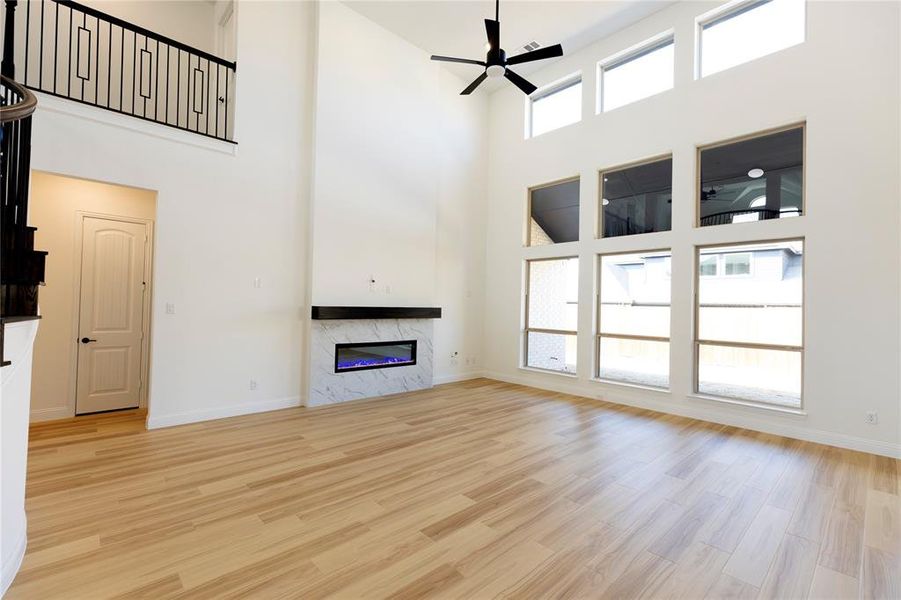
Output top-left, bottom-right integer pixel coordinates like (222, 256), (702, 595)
(748, 168), (764, 178)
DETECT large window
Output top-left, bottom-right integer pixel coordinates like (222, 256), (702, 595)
(695, 240), (803, 408)
(699, 125), (804, 227)
(598, 252), (671, 388)
(529, 76), (582, 138)
(525, 257), (578, 374)
(600, 157), (672, 238)
(529, 178), (579, 246)
(599, 34), (674, 112)
(699, 0), (805, 78)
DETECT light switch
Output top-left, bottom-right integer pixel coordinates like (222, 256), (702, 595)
(166, 303), (176, 314)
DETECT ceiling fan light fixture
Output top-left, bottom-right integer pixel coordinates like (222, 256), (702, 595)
(748, 168), (764, 178)
(486, 64), (505, 78)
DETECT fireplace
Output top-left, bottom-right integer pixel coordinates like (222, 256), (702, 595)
(334, 340), (417, 373)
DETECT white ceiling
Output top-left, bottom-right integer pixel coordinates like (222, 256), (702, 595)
(344, 1), (675, 93)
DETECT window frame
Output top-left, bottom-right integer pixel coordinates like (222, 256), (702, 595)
(523, 256), (579, 375)
(526, 72), (583, 139)
(695, 0), (807, 80)
(692, 238), (805, 409)
(597, 30), (675, 114)
(596, 248), (672, 389)
(695, 122), (806, 228)
(526, 175), (581, 247)
(598, 153), (673, 239)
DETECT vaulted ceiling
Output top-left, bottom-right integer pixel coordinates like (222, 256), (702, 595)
(344, 1), (674, 92)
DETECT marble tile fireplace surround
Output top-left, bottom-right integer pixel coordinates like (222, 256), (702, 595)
(307, 307), (441, 406)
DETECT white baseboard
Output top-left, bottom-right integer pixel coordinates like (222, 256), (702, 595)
(30, 406), (74, 423)
(432, 370), (486, 385)
(1, 512), (27, 596)
(146, 396), (301, 429)
(483, 371), (901, 459)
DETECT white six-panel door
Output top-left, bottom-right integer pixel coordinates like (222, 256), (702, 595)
(75, 217), (147, 415)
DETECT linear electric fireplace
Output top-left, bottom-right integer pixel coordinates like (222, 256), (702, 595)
(334, 340), (417, 373)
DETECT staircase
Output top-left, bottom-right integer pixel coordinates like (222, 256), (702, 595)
(1, 3), (44, 367)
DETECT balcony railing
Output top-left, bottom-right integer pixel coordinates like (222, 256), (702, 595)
(5, 0), (236, 142)
(699, 208), (780, 227)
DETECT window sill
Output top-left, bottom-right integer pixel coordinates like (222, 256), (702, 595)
(687, 393), (807, 417)
(590, 377), (670, 395)
(519, 366), (578, 379)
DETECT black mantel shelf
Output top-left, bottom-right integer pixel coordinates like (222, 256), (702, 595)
(311, 306), (441, 320)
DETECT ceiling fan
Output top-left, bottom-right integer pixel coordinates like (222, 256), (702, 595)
(430, 0), (564, 96)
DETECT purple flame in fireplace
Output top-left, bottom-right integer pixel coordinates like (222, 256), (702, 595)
(335, 340), (417, 372)
(337, 355), (413, 369)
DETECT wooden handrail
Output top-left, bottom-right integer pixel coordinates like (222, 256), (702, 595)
(0, 75), (37, 123)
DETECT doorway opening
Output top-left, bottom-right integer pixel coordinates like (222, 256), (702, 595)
(29, 172), (157, 421)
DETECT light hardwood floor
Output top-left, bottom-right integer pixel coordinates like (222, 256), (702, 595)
(7, 379), (900, 599)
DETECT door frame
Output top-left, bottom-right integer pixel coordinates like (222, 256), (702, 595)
(68, 211), (155, 415)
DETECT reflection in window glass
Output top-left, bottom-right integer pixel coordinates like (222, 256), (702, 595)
(598, 252), (670, 388)
(530, 179), (580, 246)
(526, 258), (579, 373)
(530, 78), (582, 137)
(699, 255), (718, 277)
(700, 0), (805, 78)
(601, 158), (672, 238)
(696, 240), (803, 407)
(699, 126), (803, 227)
(724, 253), (751, 276)
(601, 37), (674, 112)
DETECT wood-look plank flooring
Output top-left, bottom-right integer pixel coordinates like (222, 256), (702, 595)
(7, 379), (900, 599)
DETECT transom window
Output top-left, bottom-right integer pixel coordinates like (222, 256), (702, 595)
(528, 75), (582, 138)
(698, 0), (806, 78)
(699, 125), (804, 227)
(599, 34), (674, 112)
(600, 156), (672, 238)
(529, 178), (580, 246)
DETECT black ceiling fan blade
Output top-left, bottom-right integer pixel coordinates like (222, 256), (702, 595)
(485, 19), (500, 51)
(461, 72), (488, 95)
(506, 43), (564, 66)
(504, 69), (537, 95)
(430, 55), (486, 66)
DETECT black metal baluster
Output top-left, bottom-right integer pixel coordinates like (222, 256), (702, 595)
(165, 44), (169, 124)
(106, 20), (111, 107)
(67, 4), (72, 96)
(119, 26), (123, 110)
(53, 1), (58, 92)
(215, 63), (219, 139)
(131, 30), (136, 114)
(176, 48), (180, 128)
(95, 16), (100, 103)
(224, 67), (228, 140)
(205, 58), (210, 134)
(142, 36), (147, 116)
(39, 0), (45, 88)
(154, 38), (159, 120)
(79, 11), (85, 100)
(24, 0), (30, 84)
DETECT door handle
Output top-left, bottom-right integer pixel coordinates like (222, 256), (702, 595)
(80, 337), (98, 344)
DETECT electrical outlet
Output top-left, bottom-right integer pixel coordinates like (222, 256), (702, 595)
(249, 379), (258, 391)
(865, 411), (878, 425)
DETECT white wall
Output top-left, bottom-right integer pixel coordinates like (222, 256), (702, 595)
(27, 0), (316, 428)
(80, 1), (219, 55)
(29, 173), (157, 422)
(484, 0), (900, 457)
(310, 1), (488, 384)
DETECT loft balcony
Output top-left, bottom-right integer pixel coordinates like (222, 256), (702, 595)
(1, 0), (237, 142)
